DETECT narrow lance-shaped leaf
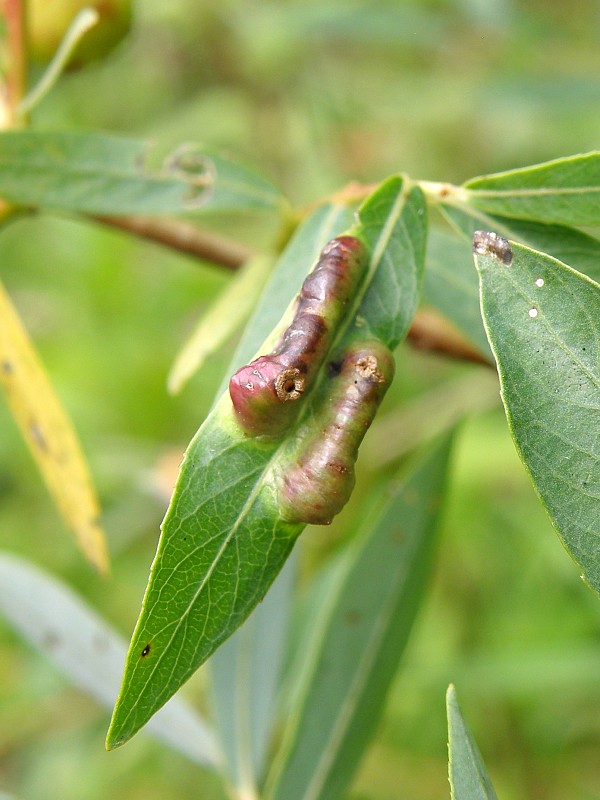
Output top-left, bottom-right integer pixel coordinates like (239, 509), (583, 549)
(264, 434), (454, 800)
(0, 278), (108, 573)
(106, 201), (356, 749)
(208, 206), (357, 794)
(106, 177), (427, 749)
(463, 152), (600, 226)
(210, 554), (296, 797)
(473, 232), (600, 594)
(447, 684), (499, 800)
(0, 553), (220, 767)
(0, 131), (283, 215)
(348, 177), (426, 346)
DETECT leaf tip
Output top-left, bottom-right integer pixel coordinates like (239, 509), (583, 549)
(105, 713), (124, 751)
(105, 702), (138, 752)
(446, 683), (459, 716)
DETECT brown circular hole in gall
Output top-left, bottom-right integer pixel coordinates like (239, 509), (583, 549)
(275, 368), (304, 402)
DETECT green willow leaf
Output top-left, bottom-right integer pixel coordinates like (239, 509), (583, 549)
(349, 177), (427, 346)
(473, 234), (600, 594)
(428, 203), (600, 356)
(210, 555), (296, 796)
(463, 152), (600, 226)
(106, 178), (427, 749)
(263, 436), (454, 800)
(0, 131), (283, 215)
(207, 204), (354, 794)
(447, 685), (499, 800)
(422, 227), (490, 356)
(0, 553), (220, 767)
(442, 203), (600, 283)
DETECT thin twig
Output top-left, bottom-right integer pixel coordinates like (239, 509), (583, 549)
(407, 308), (492, 366)
(94, 214), (254, 271)
(95, 215), (489, 365)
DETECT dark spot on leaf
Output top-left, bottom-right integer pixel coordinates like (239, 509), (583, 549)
(1, 360), (13, 374)
(29, 422), (48, 452)
(327, 359), (343, 377)
(42, 631), (61, 649)
(345, 609), (362, 626)
(141, 644), (151, 658)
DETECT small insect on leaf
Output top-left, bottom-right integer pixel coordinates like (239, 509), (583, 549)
(472, 230), (513, 266)
(274, 339), (394, 525)
(229, 235), (367, 436)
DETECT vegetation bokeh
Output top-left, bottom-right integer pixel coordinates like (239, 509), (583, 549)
(1, 0), (599, 798)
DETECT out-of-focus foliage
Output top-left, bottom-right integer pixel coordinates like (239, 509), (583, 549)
(27, 0), (133, 66)
(1, 1), (599, 799)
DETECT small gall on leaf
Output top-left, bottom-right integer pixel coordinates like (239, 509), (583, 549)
(472, 230), (513, 266)
(275, 340), (394, 525)
(229, 234), (368, 436)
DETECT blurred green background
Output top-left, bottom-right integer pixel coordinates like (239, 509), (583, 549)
(1, 0), (599, 798)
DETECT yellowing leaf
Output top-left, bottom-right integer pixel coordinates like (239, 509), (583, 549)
(0, 279), (109, 573)
(167, 255), (272, 394)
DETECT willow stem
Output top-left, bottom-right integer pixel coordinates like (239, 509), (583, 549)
(407, 308), (491, 366)
(95, 215), (489, 365)
(94, 214), (254, 271)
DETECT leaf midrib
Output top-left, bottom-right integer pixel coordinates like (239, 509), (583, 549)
(466, 185), (600, 199)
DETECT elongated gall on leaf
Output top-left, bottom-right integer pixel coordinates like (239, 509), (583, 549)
(229, 235), (367, 436)
(276, 340), (394, 524)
